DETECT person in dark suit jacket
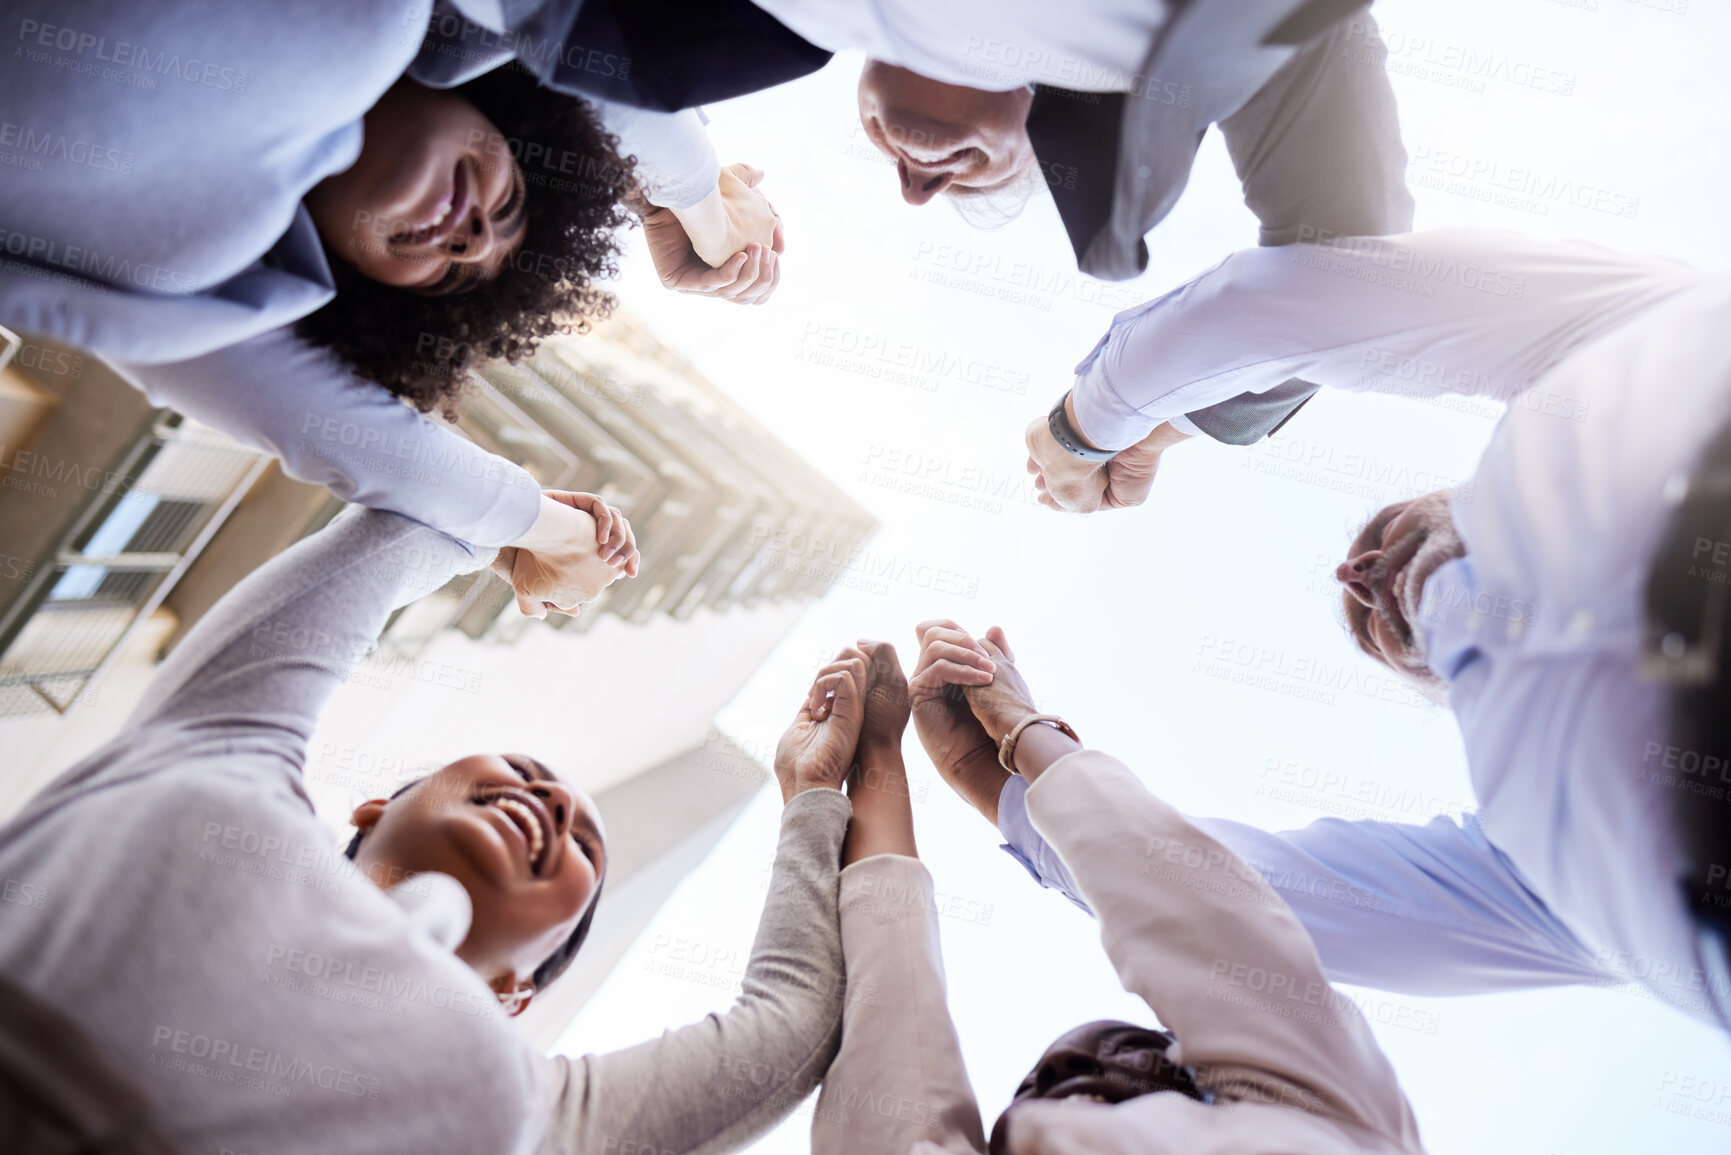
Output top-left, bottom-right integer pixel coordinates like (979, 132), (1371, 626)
(853, 0), (1414, 446)
(419, 0), (1411, 446)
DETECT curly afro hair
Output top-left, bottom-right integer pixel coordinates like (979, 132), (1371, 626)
(296, 63), (637, 415)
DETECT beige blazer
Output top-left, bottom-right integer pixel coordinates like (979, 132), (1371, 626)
(813, 750), (1428, 1155)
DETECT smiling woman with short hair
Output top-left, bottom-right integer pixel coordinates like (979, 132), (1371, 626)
(0, 496), (881, 1153)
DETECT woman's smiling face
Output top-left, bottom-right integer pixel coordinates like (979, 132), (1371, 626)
(307, 80), (528, 296)
(350, 753), (605, 986)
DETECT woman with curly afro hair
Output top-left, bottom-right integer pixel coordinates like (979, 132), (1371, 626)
(298, 63), (782, 415)
(298, 63), (639, 416)
(3, 0), (783, 615)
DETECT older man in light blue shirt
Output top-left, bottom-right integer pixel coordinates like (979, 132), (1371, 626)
(998, 230), (1731, 1031)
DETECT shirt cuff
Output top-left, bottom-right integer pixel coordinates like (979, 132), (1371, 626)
(1167, 412), (1203, 437)
(1068, 372), (1159, 454)
(996, 775), (1092, 915)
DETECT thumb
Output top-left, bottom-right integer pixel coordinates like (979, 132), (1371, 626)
(731, 163), (765, 188)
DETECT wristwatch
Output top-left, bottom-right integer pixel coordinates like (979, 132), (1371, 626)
(1047, 395), (1116, 461)
(999, 714), (1082, 773)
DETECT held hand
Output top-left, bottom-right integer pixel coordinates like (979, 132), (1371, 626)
(632, 194), (782, 305)
(695, 164), (782, 267)
(1025, 411), (1187, 513)
(773, 646), (871, 802)
(556, 491), (640, 575)
(635, 165), (783, 305)
(909, 619), (1006, 822)
(959, 626), (1039, 744)
(856, 639), (911, 753)
(493, 492), (639, 619)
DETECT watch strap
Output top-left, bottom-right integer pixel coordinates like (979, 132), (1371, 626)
(999, 713), (1081, 773)
(1048, 397), (1117, 462)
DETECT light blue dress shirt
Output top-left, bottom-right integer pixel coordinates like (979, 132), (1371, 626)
(1007, 232), (1731, 1029)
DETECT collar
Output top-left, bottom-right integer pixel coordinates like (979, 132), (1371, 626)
(1418, 554), (1484, 684)
(383, 871), (473, 953)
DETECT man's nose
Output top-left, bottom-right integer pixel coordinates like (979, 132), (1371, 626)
(447, 207), (498, 265)
(898, 158), (954, 205)
(1335, 552), (1382, 609)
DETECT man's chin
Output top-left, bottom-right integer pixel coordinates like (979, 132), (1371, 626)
(1374, 632), (1449, 703)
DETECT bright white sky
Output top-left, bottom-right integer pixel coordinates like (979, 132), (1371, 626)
(556, 2), (1731, 1152)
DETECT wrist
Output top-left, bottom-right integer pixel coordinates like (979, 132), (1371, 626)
(509, 494), (560, 551)
(857, 733), (905, 761)
(943, 746), (1011, 826)
(850, 746), (908, 798)
(514, 496), (600, 558)
(782, 776), (842, 805)
(1011, 722), (1082, 782)
(512, 494), (577, 552)
(982, 706), (1040, 747)
(1048, 393), (1114, 461)
(669, 185), (728, 260)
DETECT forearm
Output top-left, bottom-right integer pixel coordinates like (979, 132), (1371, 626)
(814, 856), (985, 1155)
(125, 507), (488, 735)
(117, 329), (542, 548)
(1191, 813), (1607, 995)
(1011, 723), (1082, 782)
(511, 494), (599, 552)
(843, 742), (917, 865)
(539, 789), (852, 1155)
(1068, 230), (1698, 445)
(668, 185), (731, 266)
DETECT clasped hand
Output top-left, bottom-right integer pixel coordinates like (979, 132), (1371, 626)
(493, 491), (640, 620)
(769, 622), (1052, 812)
(773, 641), (910, 802)
(630, 163), (783, 306)
(905, 621), (1045, 817)
(1024, 406), (1190, 513)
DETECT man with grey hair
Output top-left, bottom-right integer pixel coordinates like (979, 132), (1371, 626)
(997, 228), (1731, 1032)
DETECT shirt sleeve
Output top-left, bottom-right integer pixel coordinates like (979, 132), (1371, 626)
(596, 100), (721, 211)
(1191, 813), (1608, 995)
(1003, 773), (1606, 994)
(112, 328), (543, 549)
(537, 788), (852, 1155)
(122, 507), (490, 748)
(811, 855), (987, 1155)
(995, 775), (1091, 914)
(1068, 229), (1699, 451)
(1022, 751), (1422, 1152)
